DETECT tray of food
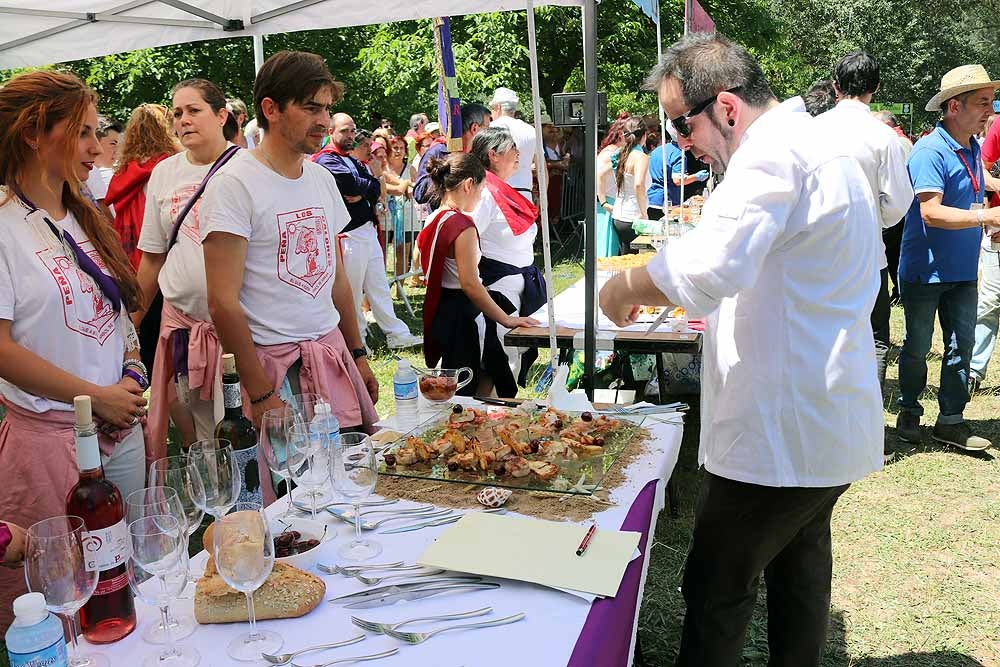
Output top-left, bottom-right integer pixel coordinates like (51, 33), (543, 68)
(379, 404), (644, 495)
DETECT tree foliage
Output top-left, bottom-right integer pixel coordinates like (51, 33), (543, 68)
(1, 0), (997, 133)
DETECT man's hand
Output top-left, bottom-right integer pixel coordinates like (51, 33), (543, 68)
(2, 522), (25, 568)
(599, 273), (642, 327)
(355, 357), (379, 404)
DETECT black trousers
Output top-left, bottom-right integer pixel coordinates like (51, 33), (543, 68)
(676, 473), (849, 667)
(883, 224), (903, 301)
(871, 268), (890, 347)
(612, 218), (637, 254)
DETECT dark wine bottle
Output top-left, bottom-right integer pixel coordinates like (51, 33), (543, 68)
(215, 353), (261, 505)
(66, 395), (136, 644)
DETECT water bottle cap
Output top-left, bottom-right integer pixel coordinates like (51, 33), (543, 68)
(13, 592), (47, 624)
(397, 359), (411, 370)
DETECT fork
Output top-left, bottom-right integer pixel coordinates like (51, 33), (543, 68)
(262, 634), (364, 665)
(608, 405), (685, 425)
(351, 607), (492, 634)
(291, 647), (400, 667)
(383, 612), (526, 644)
(337, 504), (437, 519)
(317, 561), (404, 576)
(340, 508), (454, 531)
(354, 568), (446, 585)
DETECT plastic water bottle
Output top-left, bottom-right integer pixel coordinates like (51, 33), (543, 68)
(312, 400), (341, 450)
(5, 593), (67, 667)
(394, 359), (419, 426)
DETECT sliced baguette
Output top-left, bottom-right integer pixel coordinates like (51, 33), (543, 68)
(194, 561), (325, 624)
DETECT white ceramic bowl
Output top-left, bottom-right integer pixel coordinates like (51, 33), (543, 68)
(269, 516), (332, 571)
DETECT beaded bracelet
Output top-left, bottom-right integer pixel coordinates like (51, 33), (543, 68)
(123, 358), (148, 378)
(250, 389), (275, 405)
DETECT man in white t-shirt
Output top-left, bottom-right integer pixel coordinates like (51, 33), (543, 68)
(201, 51), (379, 434)
(488, 87), (538, 196)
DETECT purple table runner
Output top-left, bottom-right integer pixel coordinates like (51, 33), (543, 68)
(568, 479), (660, 667)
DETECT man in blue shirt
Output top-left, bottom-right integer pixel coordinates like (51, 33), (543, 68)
(896, 65), (1000, 452)
(646, 137), (708, 219)
(413, 103), (491, 208)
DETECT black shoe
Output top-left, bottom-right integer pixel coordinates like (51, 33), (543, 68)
(896, 412), (921, 443)
(968, 374), (982, 395)
(932, 422), (991, 451)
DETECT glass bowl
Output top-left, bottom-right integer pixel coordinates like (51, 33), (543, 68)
(418, 367), (473, 403)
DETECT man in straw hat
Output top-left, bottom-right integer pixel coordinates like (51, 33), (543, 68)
(895, 64), (1000, 452)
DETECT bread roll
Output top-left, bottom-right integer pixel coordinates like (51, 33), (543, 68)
(194, 521), (325, 624)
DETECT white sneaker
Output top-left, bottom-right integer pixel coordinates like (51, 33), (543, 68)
(388, 333), (423, 349)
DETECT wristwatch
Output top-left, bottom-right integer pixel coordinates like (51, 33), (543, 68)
(351, 348), (368, 360)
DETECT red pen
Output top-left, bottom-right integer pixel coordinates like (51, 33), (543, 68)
(576, 522), (597, 556)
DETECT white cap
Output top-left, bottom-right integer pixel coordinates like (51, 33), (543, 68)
(13, 592), (48, 625)
(490, 87), (519, 108)
(397, 359), (411, 369)
(424, 121), (441, 134)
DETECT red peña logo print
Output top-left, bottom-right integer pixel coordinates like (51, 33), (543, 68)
(38, 244), (117, 344)
(276, 207), (334, 297)
(169, 183), (203, 245)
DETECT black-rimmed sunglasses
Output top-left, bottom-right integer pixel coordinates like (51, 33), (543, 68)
(669, 86), (742, 138)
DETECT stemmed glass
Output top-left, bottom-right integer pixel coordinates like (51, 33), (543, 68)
(128, 514), (200, 667)
(213, 502), (282, 661)
(125, 486), (197, 643)
(259, 409), (296, 517)
(24, 515), (108, 667)
(148, 456), (207, 544)
(186, 440), (240, 523)
(330, 433), (382, 561)
(287, 422), (331, 521)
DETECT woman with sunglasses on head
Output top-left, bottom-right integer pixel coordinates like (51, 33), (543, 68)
(0, 70), (147, 632)
(598, 117), (649, 254)
(595, 114), (631, 256)
(133, 79), (239, 465)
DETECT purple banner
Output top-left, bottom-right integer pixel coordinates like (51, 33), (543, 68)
(434, 17), (463, 151)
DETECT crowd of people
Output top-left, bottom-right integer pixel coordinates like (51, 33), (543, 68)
(0, 28), (999, 666)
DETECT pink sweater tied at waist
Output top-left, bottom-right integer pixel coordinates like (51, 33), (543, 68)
(145, 299), (222, 466)
(252, 327), (379, 506)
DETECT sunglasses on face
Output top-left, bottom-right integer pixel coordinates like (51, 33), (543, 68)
(669, 86), (742, 138)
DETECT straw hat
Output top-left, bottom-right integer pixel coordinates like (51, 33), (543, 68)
(925, 64), (1000, 112)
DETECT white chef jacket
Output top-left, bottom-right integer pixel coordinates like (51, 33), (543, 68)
(647, 97), (884, 488)
(815, 98), (914, 268)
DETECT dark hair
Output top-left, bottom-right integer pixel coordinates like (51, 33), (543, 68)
(802, 79), (838, 117)
(834, 51), (880, 98)
(614, 117), (646, 192)
(172, 78), (227, 113)
(461, 103), (491, 133)
(97, 117), (123, 138)
(426, 152), (486, 202)
(222, 110), (240, 142)
(469, 126), (517, 174)
(253, 51), (344, 132)
(643, 33), (775, 110)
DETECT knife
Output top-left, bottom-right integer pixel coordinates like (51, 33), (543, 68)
(474, 396), (523, 407)
(329, 577), (485, 603)
(344, 583), (501, 609)
(644, 308), (671, 334)
(380, 508), (507, 535)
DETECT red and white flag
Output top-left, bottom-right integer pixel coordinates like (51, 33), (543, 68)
(686, 0), (716, 33)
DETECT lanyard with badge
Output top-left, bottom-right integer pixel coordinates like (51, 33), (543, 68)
(956, 149), (997, 250)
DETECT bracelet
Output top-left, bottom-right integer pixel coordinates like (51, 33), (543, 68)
(250, 388), (275, 405)
(123, 359), (148, 377)
(123, 368), (149, 391)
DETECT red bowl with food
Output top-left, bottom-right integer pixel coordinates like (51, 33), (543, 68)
(418, 367), (474, 403)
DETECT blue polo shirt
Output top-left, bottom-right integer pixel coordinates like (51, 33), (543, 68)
(899, 124), (984, 284)
(647, 143), (684, 208)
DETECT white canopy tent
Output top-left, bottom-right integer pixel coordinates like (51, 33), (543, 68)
(0, 0), (604, 397)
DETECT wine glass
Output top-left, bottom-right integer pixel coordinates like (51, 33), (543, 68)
(127, 514), (200, 667)
(330, 433), (382, 561)
(125, 486), (197, 643)
(213, 502), (282, 661)
(287, 422), (331, 521)
(148, 456), (207, 543)
(186, 440), (240, 523)
(24, 515), (107, 667)
(259, 408), (296, 517)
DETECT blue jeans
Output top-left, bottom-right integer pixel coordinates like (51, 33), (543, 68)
(897, 280), (977, 423)
(971, 249), (1000, 380)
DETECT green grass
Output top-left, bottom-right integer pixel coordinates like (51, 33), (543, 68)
(6, 267), (1000, 667)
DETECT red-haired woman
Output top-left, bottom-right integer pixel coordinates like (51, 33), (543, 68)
(0, 71), (147, 632)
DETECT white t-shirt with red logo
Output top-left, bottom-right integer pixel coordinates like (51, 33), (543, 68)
(137, 150), (221, 321)
(0, 197), (126, 413)
(199, 151), (351, 345)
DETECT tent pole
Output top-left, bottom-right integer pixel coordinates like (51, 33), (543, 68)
(582, 0), (597, 399)
(656, 13), (666, 202)
(253, 33), (264, 72)
(525, 0), (559, 369)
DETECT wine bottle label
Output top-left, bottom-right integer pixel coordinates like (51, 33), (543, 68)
(93, 570), (130, 596)
(233, 445), (263, 506)
(222, 381), (243, 409)
(83, 519), (131, 572)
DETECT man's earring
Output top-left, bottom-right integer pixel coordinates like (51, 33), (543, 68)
(728, 119), (735, 127)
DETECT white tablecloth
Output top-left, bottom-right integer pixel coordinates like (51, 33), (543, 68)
(94, 406), (683, 667)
